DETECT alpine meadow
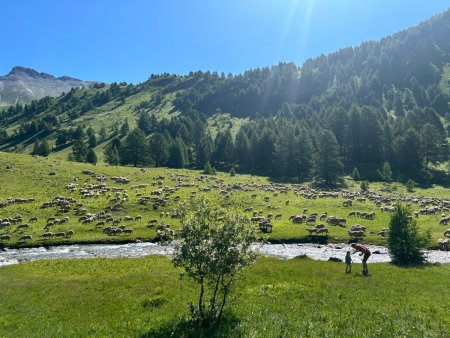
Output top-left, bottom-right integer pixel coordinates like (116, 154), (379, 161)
(1, 4), (450, 338)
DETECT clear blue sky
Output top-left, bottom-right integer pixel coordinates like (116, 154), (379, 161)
(1, 0), (449, 83)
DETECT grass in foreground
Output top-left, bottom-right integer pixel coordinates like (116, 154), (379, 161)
(0, 256), (448, 337)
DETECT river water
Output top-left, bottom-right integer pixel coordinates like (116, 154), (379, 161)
(1, 242), (448, 267)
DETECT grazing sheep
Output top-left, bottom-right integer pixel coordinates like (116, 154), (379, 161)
(0, 234), (11, 241)
(19, 234), (32, 241)
(437, 238), (449, 251)
(350, 225), (366, 232)
(65, 230), (74, 238)
(444, 229), (450, 238)
(29, 216), (38, 222)
(55, 232), (66, 237)
(291, 215), (305, 224)
(275, 213), (282, 220)
(258, 221), (273, 233)
(316, 228), (328, 235)
(348, 230), (365, 238)
(40, 232), (54, 238)
(17, 223), (30, 229)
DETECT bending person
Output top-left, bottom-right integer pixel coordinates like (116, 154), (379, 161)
(351, 243), (371, 276)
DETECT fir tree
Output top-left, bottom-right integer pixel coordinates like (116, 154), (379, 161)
(314, 130), (344, 185)
(86, 148), (98, 165)
(119, 128), (148, 166)
(387, 203), (430, 266)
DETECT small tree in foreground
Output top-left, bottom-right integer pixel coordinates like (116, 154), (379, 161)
(172, 198), (257, 327)
(387, 203), (430, 266)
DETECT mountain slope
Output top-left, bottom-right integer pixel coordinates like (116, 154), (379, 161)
(1, 9), (450, 183)
(0, 66), (97, 107)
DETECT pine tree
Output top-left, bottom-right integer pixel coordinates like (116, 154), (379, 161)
(119, 128), (148, 166)
(406, 179), (415, 192)
(38, 140), (51, 156)
(213, 130), (234, 166)
(149, 132), (170, 167)
(86, 148), (98, 165)
(387, 203), (430, 266)
(104, 145), (120, 165)
(378, 162), (393, 182)
(88, 134), (97, 148)
(352, 167), (360, 181)
(234, 129), (251, 169)
(120, 119), (130, 136)
(314, 130), (344, 185)
(72, 139), (87, 162)
(73, 126), (85, 140)
(31, 139), (40, 155)
(168, 137), (188, 168)
(202, 161), (213, 175)
(138, 111), (153, 135)
(196, 132), (214, 167)
(99, 126), (107, 142)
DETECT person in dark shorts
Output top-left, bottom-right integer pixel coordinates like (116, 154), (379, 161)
(345, 251), (352, 273)
(351, 243), (371, 276)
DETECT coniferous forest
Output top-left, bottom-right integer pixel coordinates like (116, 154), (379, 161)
(2, 9), (450, 185)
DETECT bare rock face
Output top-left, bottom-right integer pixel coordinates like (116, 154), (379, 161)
(0, 66), (98, 106)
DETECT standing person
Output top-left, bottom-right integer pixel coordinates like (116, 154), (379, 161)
(345, 251), (352, 273)
(351, 243), (371, 276)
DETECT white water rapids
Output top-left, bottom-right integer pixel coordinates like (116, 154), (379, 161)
(1, 242), (448, 267)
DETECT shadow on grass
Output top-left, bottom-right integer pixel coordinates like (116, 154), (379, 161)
(141, 314), (243, 338)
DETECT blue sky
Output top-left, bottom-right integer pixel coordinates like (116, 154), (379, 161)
(1, 0), (449, 83)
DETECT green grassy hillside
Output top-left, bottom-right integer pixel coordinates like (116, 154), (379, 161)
(0, 152), (448, 248)
(0, 256), (448, 337)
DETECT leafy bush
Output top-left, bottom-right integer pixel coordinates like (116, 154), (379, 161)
(172, 197), (257, 327)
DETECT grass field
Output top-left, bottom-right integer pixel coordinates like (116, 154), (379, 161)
(0, 152), (449, 248)
(0, 255), (448, 337)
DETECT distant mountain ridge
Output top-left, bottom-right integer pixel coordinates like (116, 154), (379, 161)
(0, 66), (97, 106)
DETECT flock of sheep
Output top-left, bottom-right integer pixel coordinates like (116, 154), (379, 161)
(1, 168), (450, 251)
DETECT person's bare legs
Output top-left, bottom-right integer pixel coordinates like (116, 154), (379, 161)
(362, 261), (368, 275)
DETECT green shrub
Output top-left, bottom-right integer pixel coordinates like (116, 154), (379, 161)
(406, 179), (415, 192)
(387, 203), (430, 266)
